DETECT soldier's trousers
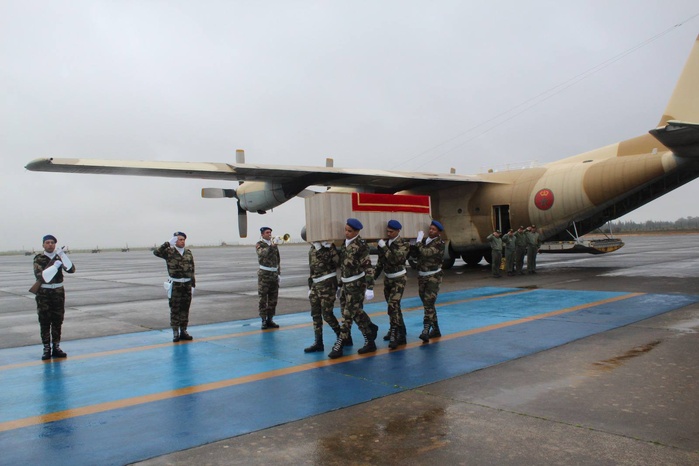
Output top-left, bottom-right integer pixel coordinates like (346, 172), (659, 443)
(491, 250), (502, 276)
(418, 272), (442, 325)
(515, 247), (527, 273)
(383, 276), (406, 328)
(36, 288), (65, 345)
(526, 246), (538, 272)
(339, 281), (372, 340)
(505, 249), (515, 273)
(309, 280), (340, 337)
(258, 270), (279, 320)
(169, 283), (192, 328)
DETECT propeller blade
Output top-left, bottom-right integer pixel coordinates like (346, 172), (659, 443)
(201, 188), (237, 199)
(237, 201), (248, 238)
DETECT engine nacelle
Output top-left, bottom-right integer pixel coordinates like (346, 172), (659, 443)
(236, 181), (289, 212)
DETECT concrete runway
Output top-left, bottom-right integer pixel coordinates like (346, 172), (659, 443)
(1, 234), (698, 465)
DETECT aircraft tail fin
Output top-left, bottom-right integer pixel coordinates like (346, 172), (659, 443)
(658, 34), (699, 126)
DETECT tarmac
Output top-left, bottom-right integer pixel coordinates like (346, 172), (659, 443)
(1, 234), (698, 465)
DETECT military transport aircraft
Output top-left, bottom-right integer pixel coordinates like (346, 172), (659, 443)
(25, 35), (699, 267)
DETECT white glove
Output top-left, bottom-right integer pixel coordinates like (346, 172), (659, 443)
(191, 287), (195, 296)
(321, 241), (332, 248)
(169, 236), (178, 246)
(378, 239), (386, 248)
(312, 242), (322, 250)
(57, 246), (66, 257)
(278, 275), (281, 283)
(54, 260), (63, 269)
(416, 231), (424, 243)
(336, 287), (342, 299)
(307, 289), (312, 297)
(273, 237), (282, 245)
(365, 289), (374, 301)
(56, 247), (73, 269)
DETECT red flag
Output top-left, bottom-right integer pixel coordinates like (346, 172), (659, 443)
(351, 193), (430, 213)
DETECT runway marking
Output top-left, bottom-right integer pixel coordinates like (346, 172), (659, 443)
(0, 290), (638, 433)
(0, 288), (534, 372)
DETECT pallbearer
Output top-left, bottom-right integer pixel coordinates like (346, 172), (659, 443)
(33, 234), (76, 360)
(304, 240), (342, 353)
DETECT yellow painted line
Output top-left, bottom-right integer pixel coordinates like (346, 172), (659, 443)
(0, 291), (640, 433)
(1, 288), (533, 372)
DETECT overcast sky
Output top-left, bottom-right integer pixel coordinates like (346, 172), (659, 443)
(2, 1), (698, 251)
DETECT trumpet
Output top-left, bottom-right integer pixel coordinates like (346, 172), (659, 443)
(274, 233), (291, 244)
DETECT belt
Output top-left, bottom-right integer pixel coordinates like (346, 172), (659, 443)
(169, 277), (191, 283)
(312, 272), (337, 284)
(418, 268), (442, 277)
(341, 272), (365, 283)
(259, 265), (278, 272)
(384, 268), (407, 279)
(40, 283), (64, 289)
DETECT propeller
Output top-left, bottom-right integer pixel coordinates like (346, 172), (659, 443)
(201, 187), (248, 238)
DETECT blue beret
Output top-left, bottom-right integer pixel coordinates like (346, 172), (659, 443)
(260, 227), (272, 233)
(43, 234), (57, 243)
(430, 220), (444, 231)
(387, 219), (402, 230)
(346, 218), (363, 230)
(173, 231), (187, 239)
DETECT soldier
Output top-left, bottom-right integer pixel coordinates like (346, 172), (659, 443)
(374, 219), (410, 349)
(486, 230), (503, 278)
(33, 234), (75, 360)
(514, 226), (528, 275)
(304, 240), (342, 353)
(154, 231), (196, 342)
(503, 228), (516, 276)
(328, 218), (379, 359)
(526, 225), (542, 274)
(415, 220), (446, 343)
(256, 226), (281, 329)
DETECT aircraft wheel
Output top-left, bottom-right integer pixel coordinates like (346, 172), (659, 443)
(442, 257), (456, 270)
(461, 252), (483, 266)
(482, 249), (492, 264)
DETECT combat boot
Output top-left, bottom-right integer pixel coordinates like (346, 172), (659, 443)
(419, 323), (431, 343)
(397, 325), (407, 345)
(428, 322), (442, 339)
(304, 334), (324, 353)
(261, 318), (268, 330)
(266, 318), (280, 329)
(172, 327), (180, 342)
(52, 344), (67, 358)
(179, 327), (193, 341)
(328, 337), (344, 359)
(382, 328), (391, 341)
(357, 324), (378, 354)
(41, 344), (52, 361)
(344, 334), (353, 346)
(388, 325), (399, 350)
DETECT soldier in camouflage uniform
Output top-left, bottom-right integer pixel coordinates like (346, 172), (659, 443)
(33, 234), (75, 360)
(256, 227), (281, 329)
(374, 219), (410, 349)
(486, 230), (503, 278)
(514, 226), (528, 275)
(304, 241), (341, 353)
(415, 220), (446, 343)
(154, 231), (196, 342)
(328, 218), (379, 359)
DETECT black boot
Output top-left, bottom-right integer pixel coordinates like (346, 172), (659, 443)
(419, 323), (431, 343)
(428, 322), (441, 339)
(266, 318), (280, 329)
(344, 334), (353, 347)
(388, 325), (399, 350)
(41, 344), (52, 361)
(304, 334), (324, 353)
(52, 343), (67, 358)
(261, 318), (268, 330)
(172, 327), (180, 342)
(179, 327), (193, 341)
(397, 325), (407, 345)
(328, 337), (344, 359)
(358, 325), (378, 354)
(382, 328), (391, 341)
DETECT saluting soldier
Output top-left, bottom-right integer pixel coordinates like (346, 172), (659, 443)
(154, 231), (196, 342)
(257, 226), (281, 329)
(374, 219), (410, 349)
(514, 226), (528, 275)
(328, 218), (379, 359)
(525, 225), (542, 274)
(503, 228), (516, 275)
(33, 234), (75, 360)
(486, 230), (503, 278)
(304, 240), (342, 353)
(415, 220), (446, 343)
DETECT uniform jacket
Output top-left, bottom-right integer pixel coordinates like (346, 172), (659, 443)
(339, 235), (375, 289)
(416, 236), (445, 273)
(33, 253), (75, 284)
(374, 236), (410, 280)
(154, 243), (196, 287)
(256, 240), (281, 273)
(308, 243), (339, 288)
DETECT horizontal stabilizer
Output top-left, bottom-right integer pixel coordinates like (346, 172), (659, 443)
(649, 121), (699, 158)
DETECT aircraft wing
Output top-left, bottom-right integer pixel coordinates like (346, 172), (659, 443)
(25, 157), (497, 191)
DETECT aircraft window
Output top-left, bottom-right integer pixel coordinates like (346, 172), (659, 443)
(583, 160), (593, 163)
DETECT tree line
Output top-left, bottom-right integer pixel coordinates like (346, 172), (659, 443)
(608, 217), (699, 232)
